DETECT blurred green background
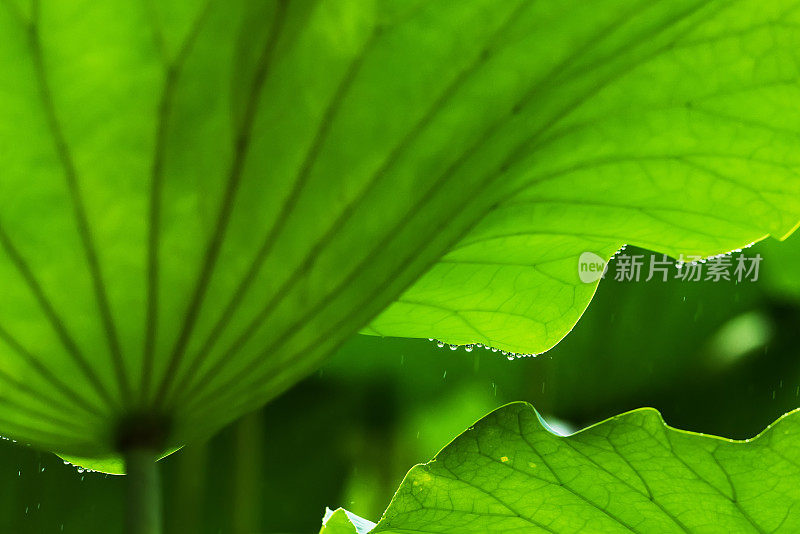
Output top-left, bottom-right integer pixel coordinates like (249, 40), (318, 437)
(2, 232), (800, 533)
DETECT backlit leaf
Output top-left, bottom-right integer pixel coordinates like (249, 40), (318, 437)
(349, 403), (800, 533)
(0, 0), (798, 470)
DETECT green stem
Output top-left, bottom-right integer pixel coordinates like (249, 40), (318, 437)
(125, 448), (162, 534)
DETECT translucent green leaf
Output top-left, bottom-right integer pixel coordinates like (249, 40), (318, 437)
(1, 0), (799, 471)
(356, 403), (800, 533)
(367, 0), (800, 354)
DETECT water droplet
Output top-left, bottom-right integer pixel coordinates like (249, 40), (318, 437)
(436, 341), (445, 348)
(449, 344), (457, 351)
(465, 344), (474, 352)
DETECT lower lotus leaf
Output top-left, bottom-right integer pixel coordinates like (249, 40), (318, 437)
(328, 403), (800, 533)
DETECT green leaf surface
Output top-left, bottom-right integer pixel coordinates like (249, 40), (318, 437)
(356, 402), (800, 533)
(366, 0), (800, 354)
(1, 0), (799, 470)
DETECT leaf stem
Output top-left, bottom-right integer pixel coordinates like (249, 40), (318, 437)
(125, 448), (162, 534)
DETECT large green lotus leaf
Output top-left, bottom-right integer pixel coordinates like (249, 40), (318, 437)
(331, 402), (800, 533)
(1, 0), (800, 471)
(367, 0), (800, 353)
